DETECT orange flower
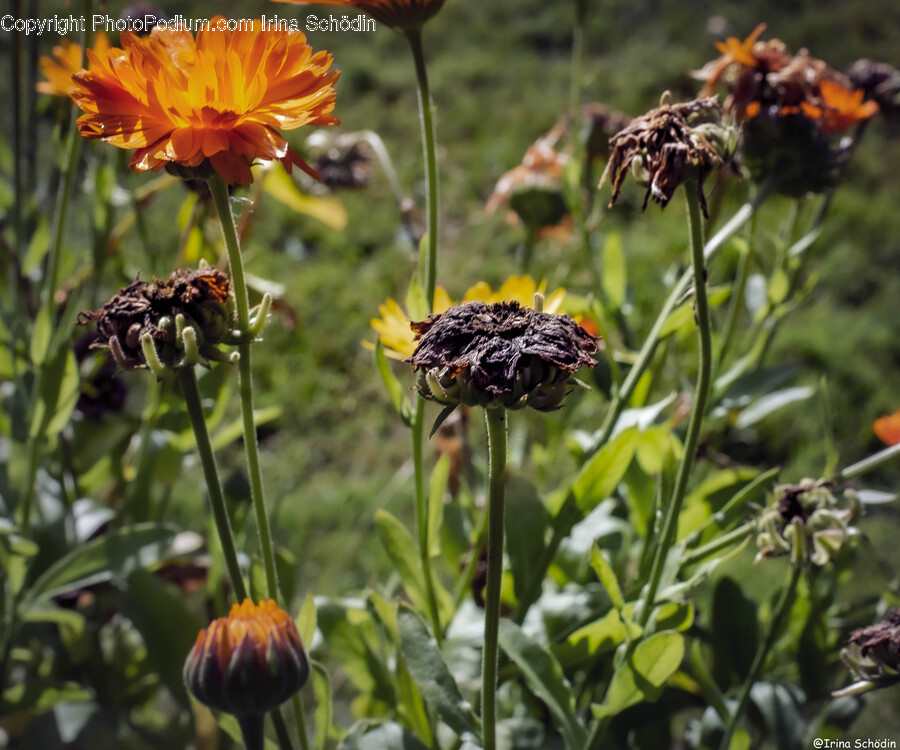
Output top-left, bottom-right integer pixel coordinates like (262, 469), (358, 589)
(37, 33), (110, 97)
(184, 599), (309, 716)
(873, 407), (900, 447)
(271, 0), (447, 29)
(70, 18), (339, 186)
(697, 23), (769, 96)
(800, 80), (879, 133)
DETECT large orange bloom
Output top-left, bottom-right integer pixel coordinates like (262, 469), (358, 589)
(37, 33), (110, 97)
(272, 0), (447, 30)
(70, 18), (339, 186)
(873, 407), (900, 447)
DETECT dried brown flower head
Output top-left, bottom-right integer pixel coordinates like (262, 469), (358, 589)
(407, 300), (599, 413)
(79, 268), (234, 372)
(599, 95), (735, 217)
(308, 132), (374, 189)
(835, 610), (900, 696)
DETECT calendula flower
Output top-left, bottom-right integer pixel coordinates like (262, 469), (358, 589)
(834, 610), (900, 697)
(271, 0), (447, 30)
(407, 301), (599, 412)
(79, 268), (235, 373)
(755, 479), (860, 567)
(69, 19), (339, 186)
(799, 79), (879, 133)
(600, 95), (736, 217)
(873, 407), (900, 446)
(37, 32), (110, 97)
(184, 599), (309, 744)
(487, 125), (570, 238)
(369, 276), (566, 360)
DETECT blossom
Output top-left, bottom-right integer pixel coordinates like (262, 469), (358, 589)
(407, 301), (599, 412)
(799, 80), (879, 133)
(271, 0), (448, 30)
(599, 95), (735, 217)
(873, 407), (900, 446)
(183, 599), (309, 716)
(69, 19), (339, 186)
(369, 276), (566, 360)
(37, 33), (110, 97)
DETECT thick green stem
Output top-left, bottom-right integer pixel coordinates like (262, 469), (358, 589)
(177, 367), (247, 601)
(208, 175), (278, 600)
(636, 183), (712, 630)
(413, 398), (444, 641)
(406, 28), (439, 306)
(718, 565), (801, 750)
(481, 408), (507, 750)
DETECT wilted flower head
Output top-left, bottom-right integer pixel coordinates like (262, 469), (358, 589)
(306, 131), (374, 189)
(69, 19), (339, 186)
(755, 479), (860, 567)
(271, 0), (448, 30)
(79, 268), (234, 373)
(835, 610), (900, 696)
(580, 103), (631, 163)
(36, 33), (110, 98)
(873, 407), (900, 446)
(369, 275), (568, 360)
(599, 95), (735, 217)
(184, 599), (309, 716)
(407, 300), (599, 413)
(847, 59), (900, 121)
(487, 125), (570, 238)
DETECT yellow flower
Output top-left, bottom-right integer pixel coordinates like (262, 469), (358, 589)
(369, 276), (567, 360)
(69, 18), (339, 186)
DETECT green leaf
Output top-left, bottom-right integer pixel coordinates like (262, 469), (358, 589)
(398, 606), (481, 740)
(591, 545), (625, 611)
(23, 217), (50, 275)
(602, 233), (626, 309)
(26, 523), (179, 603)
(375, 339), (411, 425)
(712, 577), (758, 684)
(30, 306), (52, 366)
(30, 348), (79, 438)
(716, 363), (801, 409)
(498, 620), (587, 748)
(43, 349), (80, 437)
(768, 269), (789, 305)
(428, 455), (450, 558)
(0, 680), (90, 714)
(261, 161), (347, 230)
(313, 661), (334, 750)
(296, 592), (318, 649)
(210, 406), (282, 452)
(554, 608), (642, 669)
(735, 386), (814, 429)
(374, 510), (430, 618)
(505, 474), (550, 601)
(406, 276), (429, 322)
(339, 721), (429, 750)
(568, 427), (639, 516)
(592, 630), (685, 720)
(218, 714), (279, 750)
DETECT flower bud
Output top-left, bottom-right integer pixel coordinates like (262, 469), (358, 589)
(835, 610), (900, 696)
(183, 599), (310, 717)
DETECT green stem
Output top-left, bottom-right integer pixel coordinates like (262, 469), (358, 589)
(635, 183), (712, 630)
(718, 565), (801, 750)
(838, 443), (900, 481)
(481, 407), (507, 750)
(406, 27), (439, 306)
(413, 397), (444, 641)
(679, 522), (755, 568)
(208, 175), (278, 600)
(290, 695), (310, 750)
(570, 0), (588, 118)
(177, 367), (247, 601)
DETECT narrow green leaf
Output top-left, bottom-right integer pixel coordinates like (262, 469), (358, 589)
(735, 386), (815, 429)
(591, 546), (624, 611)
(554, 608), (642, 669)
(602, 233), (626, 309)
(42, 350), (80, 437)
(23, 217), (50, 274)
(406, 276), (429, 322)
(498, 620), (587, 748)
(506, 474), (550, 601)
(296, 592), (318, 650)
(592, 630), (685, 720)
(312, 661), (333, 750)
(569, 427), (639, 516)
(428, 455), (450, 558)
(27, 523), (178, 603)
(30, 306), (52, 366)
(375, 339), (410, 424)
(398, 606), (481, 740)
(375, 510), (429, 615)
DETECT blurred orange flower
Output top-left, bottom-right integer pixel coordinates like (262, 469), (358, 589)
(272, 0), (447, 29)
(800, 80), (879, 133)
(873, 407), (900, 447)
(70, 18), (339, 186)
(37, 33), (110, 97)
